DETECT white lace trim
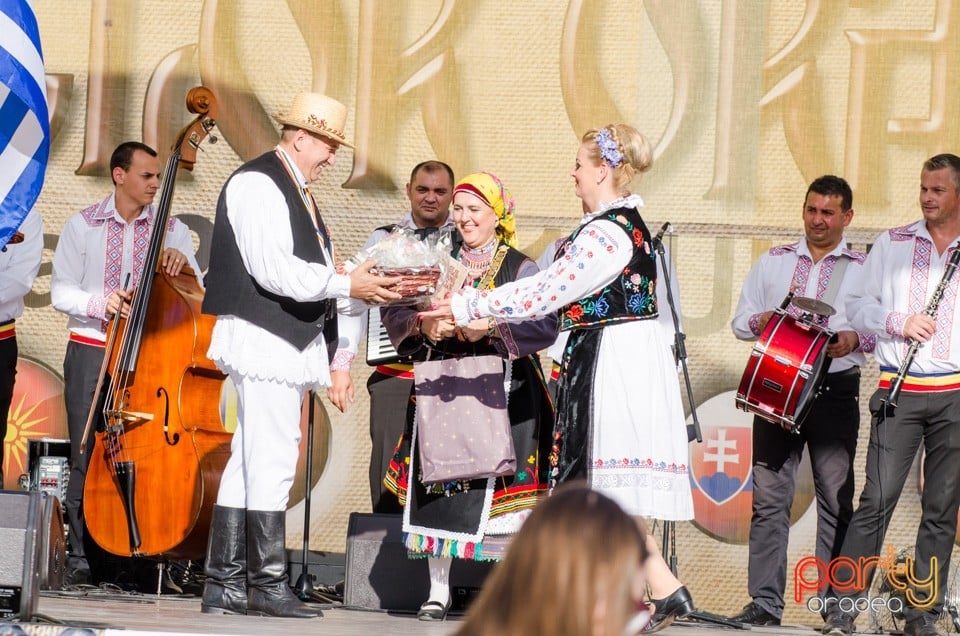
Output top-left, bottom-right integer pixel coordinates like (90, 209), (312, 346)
(580, 194), (645, 226)
(400, 357), (512, 543)
(589, 469), (694, 520)
(403, 393), (495, 544)
(485, 508), (531, 535)
(207, 316), (331, 388)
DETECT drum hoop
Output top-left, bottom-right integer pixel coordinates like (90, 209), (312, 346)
(736, 311), (833, 431)
(781, 324), (833, 422)
(739, 310), (791, 404)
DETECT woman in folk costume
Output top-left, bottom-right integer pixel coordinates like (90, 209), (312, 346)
(381, 172), (556, 621)
(422, 126), (696, 632)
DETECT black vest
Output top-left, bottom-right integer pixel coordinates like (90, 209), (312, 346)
(202, 151), (338, 355)
(559, 206), (658, 331)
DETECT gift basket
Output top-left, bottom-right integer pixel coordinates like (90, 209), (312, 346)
(347, 227), (466, 306)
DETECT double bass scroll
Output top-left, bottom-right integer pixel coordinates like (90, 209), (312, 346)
(82, 87), (231, 559)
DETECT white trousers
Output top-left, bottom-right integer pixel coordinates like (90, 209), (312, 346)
(216, 373), (304, 511)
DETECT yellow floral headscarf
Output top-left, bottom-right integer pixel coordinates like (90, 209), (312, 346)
(453, 171), (517, 248)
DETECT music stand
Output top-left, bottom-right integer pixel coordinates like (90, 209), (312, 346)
(654, 231), (746, 630)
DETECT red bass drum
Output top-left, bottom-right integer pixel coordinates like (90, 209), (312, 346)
(735, 310), (833, 433)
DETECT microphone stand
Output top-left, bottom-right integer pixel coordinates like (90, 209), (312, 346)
(653, 228), (701, 444)
(653, 227), (745, 630)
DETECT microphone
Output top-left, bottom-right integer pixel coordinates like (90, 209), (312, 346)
(652, 222), (672, 245)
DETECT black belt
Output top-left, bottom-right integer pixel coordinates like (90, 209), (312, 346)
(822, 366), (860, 393)
(827, 366), (860, 378)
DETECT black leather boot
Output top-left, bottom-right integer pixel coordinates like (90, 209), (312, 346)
(201, 505), (247, 615)
(246, 510), (321, 618)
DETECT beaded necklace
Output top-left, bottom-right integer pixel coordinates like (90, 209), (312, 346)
(460, 238), (498, 288)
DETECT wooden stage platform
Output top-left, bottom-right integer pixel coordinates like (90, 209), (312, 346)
(2, 591), (841, 635)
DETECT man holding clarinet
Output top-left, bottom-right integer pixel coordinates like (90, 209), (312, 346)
(823, 154), (960, 636)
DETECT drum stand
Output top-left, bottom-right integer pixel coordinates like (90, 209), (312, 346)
(654, 233), (745, 630)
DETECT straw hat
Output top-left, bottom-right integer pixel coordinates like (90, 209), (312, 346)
(275, 92), (353, 148)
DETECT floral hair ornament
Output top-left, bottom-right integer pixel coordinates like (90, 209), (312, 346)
(453, 171), (518, 248)
(595, 127), (624, 168)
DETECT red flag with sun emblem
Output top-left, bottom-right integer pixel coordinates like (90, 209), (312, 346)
(3, 357), (67, 489)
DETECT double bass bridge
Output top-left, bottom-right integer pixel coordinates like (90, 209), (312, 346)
(104, 409), (154, 425)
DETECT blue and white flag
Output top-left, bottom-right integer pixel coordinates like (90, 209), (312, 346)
(0, 0), (48, 249)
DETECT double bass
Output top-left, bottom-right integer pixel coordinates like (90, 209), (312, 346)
(82, 87), (231, 559)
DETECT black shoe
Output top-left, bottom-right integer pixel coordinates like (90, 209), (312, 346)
(201, 505), (247, 615)
(822, 609), (855, 636)
(417, 598), (451, 621)
(903, 614), (943, 636)
(64, 556), (91, 587)
(246, 510), (322, 619)
(642, 586), (695, 633)
(728, 601), (781, 626)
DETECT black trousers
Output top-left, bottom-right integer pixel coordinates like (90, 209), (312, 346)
(63, 340), (104, 564)
(747, 367), (860, 618)
(0, 335), (17, 482)
(830, 387), (960, 620)
(366, 370), (413, 514)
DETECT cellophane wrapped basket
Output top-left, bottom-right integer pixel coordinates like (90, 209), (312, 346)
(348, 227), (458, 306)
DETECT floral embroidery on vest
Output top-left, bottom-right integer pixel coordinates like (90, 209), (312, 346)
(560, 207), (657, 331)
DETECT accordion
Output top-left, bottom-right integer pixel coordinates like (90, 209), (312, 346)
(366, 309), (406, 366)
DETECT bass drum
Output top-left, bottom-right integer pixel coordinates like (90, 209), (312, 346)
(735, 310), (833, 433)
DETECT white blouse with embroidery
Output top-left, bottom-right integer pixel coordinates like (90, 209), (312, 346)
(451, 193), (694, 520)
(51, 193), (200, 343)
(848, 220), (960, 375)
(452, 195), (644, 325)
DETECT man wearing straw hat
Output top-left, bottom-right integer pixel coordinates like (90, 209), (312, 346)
(200, 92), (401, 619)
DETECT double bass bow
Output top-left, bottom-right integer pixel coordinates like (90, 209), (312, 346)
(81, 86), (231, 559)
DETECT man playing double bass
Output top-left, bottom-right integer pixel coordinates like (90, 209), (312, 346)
(200, 92), (400, 619)
(728, 175), (874, 627)
(51, 141), (199, 586)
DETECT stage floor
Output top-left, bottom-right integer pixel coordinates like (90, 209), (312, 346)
(2, 591), (840, 635)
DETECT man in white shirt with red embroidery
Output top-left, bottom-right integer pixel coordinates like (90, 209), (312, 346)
(729, 175), (874, 627)
(823, 155), (960, 636)
(51, 141), (198, 585)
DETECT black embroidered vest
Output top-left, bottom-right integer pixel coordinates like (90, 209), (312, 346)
(559, 207), (658, 331)
(425, 244), (530, 358)
(202, 151), (337, 355)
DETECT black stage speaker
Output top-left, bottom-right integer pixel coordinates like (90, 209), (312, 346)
(0, 491), (42, 619)
(0, 491), (65, 620)
(343, 512), (494, 612)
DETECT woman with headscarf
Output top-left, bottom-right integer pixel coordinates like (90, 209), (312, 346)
(381, 172), (556, 621)
(422, 126), (696, 632)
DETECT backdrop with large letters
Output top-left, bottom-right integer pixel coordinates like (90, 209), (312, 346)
(11, 0), (957, 621)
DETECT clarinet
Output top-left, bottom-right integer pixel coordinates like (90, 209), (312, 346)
(885, 245), (960, 408)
